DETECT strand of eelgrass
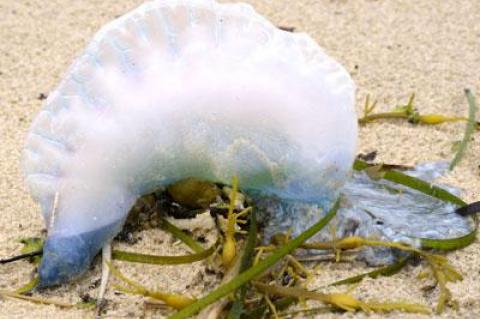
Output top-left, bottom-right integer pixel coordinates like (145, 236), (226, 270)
(353, 159), (466, 206)
(449, 89), (477, 170)
(112, 244), (215, 265)
(160, 218), (206, 253)
(245, 297), (296, 319)
(0, 290), (74, 308)
(329, 255), (412, 286)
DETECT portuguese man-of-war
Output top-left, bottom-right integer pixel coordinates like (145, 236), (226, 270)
(23, 0), (357, 286)
(23, 0), (474, 287)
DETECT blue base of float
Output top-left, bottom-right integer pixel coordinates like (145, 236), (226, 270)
(38, 220), (123, 287)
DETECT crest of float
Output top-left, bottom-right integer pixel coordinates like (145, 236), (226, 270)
(22, 0), (357, 286)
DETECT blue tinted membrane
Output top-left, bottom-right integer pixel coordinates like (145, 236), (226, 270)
(38, 219), (124, 287)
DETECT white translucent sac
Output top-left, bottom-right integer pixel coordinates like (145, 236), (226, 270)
(23, 0), (357, 241)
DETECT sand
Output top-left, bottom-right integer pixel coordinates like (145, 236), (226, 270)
(0, 0), (479, 318)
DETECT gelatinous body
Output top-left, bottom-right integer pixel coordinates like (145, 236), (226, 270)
(23, 0), (356, 286)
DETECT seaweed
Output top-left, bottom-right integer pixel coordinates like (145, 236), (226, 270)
(108, 262), (196, 310)
(359, 92), (479, 130)
(169, 200), (340, 319)
(2, 155), (478, 317)
(227, 204), (258, 319)
(112, 244), (215, 265)
(449, 89), (477, 170)
(253, 281), (429, 314)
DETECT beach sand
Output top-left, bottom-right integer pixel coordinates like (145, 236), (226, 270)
(0, 0), (479, 318)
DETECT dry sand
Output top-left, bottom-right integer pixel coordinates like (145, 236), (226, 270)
(0, 0), (479, 318)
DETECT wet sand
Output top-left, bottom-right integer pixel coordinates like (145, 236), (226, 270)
(0, 0), (479, 318)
